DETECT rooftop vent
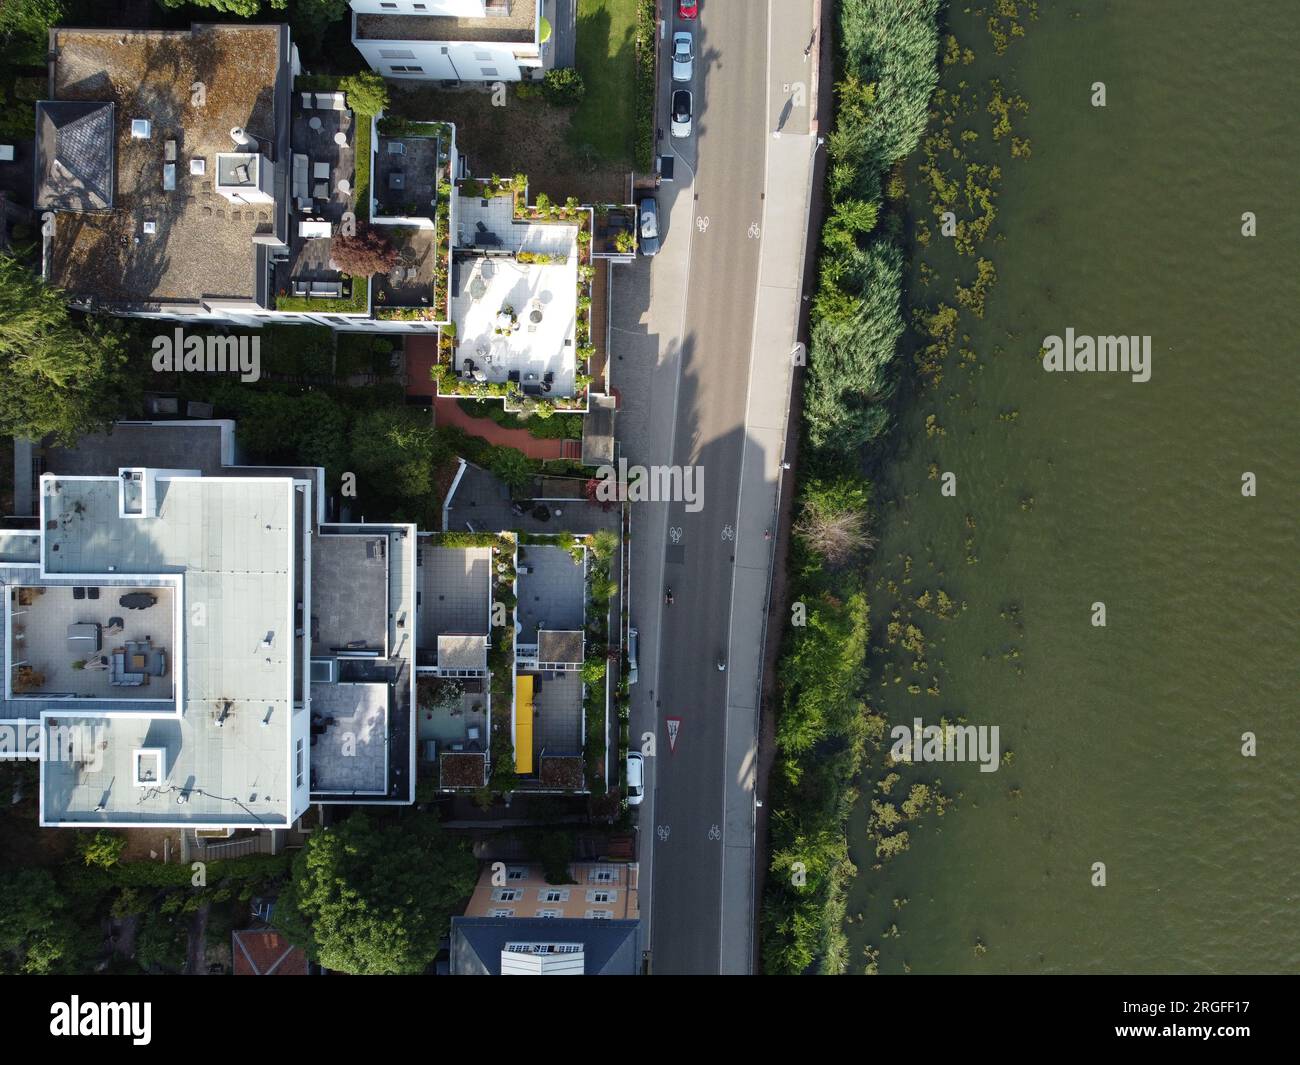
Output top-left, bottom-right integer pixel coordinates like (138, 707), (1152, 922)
(131, 118), (151, 139)
(230, 126), (255, 148)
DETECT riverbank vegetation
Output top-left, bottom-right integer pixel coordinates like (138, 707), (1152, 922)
(764, 1), (1038, 974)
(762, 0), (942, 976)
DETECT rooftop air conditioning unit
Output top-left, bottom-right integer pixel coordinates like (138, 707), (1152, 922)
(131, 119), (151, 139)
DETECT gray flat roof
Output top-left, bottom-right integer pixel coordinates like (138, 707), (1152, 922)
(357, 2), (536, 44)
(307, 682), (389, 795)
(37, 474), (298, 826)
(311, 533), (389, 655)
(516, 544), (585, 644)
(417, 543), (491, 650)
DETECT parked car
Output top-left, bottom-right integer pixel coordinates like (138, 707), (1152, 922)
(678, 1), (698, 19)
(672, 31), (694, 82)
(671, 89), (693, 138)
(627, 627), (640, 684)
(638, 199), (660, 257)
(626, 752), (645, 805)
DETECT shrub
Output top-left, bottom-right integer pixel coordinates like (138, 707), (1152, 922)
(543, 67), (586, 106)
(339, 70), (390, 116)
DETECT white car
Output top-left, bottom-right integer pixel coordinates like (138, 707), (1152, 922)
(627, 627), (639, 684)
(626, 752), (644, 805)
(672, 31), (694, 82)
(671, 89), (693, 139)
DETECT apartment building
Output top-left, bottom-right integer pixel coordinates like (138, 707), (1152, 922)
(0, 420), (418, 828)
(350, 0), (554, 83)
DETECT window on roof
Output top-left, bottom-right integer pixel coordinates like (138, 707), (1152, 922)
(481, 67), (499, 77)
(295, 739), (304, 788)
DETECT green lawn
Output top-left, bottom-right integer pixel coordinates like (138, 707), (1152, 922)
(569, 0), (639, 165)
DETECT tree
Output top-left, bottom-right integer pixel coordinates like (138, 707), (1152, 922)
(0, 868), (81, 974)
(0, 255), (138, 444)
(291, 0), (349, 49)
(156, 0), (284, 16)
(78, 829), (126, 870)
(275, 812), (476, 974)
(485, 444), (533, 490)
(339, 70), (390, 116)
(330, 223), (400, 277)
(349, 406), (448, 502)
(0, 0), (64, 64)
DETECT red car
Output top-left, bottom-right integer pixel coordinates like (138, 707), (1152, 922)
(678, 1), (698, 19)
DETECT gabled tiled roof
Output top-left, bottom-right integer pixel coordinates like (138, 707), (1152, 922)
(35, 100), (115, 211)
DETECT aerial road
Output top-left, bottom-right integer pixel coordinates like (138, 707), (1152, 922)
(630, 0), (819, 974)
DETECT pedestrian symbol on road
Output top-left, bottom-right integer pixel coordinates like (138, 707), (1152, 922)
(665, 716), (681, 754)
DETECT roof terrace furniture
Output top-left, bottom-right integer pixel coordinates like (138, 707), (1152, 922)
(301, 92), (314, 109)
(110, 650), (146, 687)
(119, 592), (158, 610)
(387, 141), (405, 155)
(67, 622), (102, 653)
(315, 92), (346, 111)
(313, 161), (330, 180)
(308, 116), (323, 132)
(313, 181), (328, 199)
(310, 281), (343, 297)
(299, 219), (332, 238)
(389, 172), (405, 190)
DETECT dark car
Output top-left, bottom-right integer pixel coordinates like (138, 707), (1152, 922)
(638, 197), (660, 256)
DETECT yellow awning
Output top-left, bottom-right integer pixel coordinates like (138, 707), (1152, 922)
(514, 674), (534, 775)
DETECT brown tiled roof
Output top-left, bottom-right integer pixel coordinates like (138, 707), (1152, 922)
(232, 930), (310, 975)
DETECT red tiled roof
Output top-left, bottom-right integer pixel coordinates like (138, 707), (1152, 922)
(232, 930), (310, 976)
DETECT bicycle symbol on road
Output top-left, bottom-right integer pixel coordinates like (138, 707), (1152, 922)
(708, 824), (721, 841)
(696, 216), (710, 233)
(657, 824), (671, 843)
(669, 526), (683, 544)
(721, 525), (734, 542)
(748, 222), (761, 239)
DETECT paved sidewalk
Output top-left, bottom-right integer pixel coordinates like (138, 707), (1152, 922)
(433, 397), (573, 460)
(718, 0), (819, 976)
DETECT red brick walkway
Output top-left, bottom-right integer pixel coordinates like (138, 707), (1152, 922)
(433, 398), (569, 460)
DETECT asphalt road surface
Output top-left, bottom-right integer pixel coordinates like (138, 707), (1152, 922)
(646, 0), (791, 975)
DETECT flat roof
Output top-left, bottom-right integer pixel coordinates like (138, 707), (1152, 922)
(44, 24), (287, 307)
(307, 682), (389, 795)
(37, 474), (298, 825)
(357, 2), (537, 44)
(416, 543), (491, 650)
(516, 544), (585, 644)
(311, 533), (389, 656)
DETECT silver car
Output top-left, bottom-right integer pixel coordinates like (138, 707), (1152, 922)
(671, 89), (693, 138)
(638, 199), (660, 257)
(672, 31), (694, 82)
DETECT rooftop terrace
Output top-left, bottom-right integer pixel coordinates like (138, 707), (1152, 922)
(43, 25), (288, 308)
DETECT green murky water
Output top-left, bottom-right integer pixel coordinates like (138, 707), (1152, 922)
(843, 1), (1300, 974)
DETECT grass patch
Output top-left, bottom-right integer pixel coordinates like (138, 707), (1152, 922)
(569, 0), (638, 165)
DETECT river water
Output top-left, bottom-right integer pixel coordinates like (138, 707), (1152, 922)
(842, 0), (1300, 974)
